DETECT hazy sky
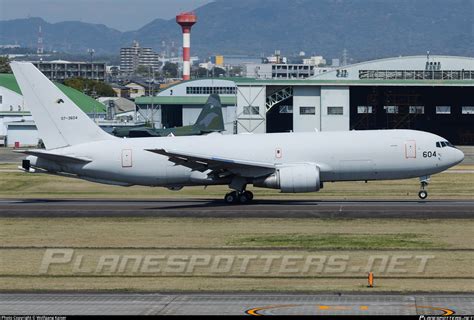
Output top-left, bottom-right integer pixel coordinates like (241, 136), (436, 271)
(0, 0), (214, 31)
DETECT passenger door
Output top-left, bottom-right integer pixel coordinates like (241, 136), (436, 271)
(122, 149), (133, 167)
(405, 140), (416, 159)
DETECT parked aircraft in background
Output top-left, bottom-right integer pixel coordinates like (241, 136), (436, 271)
(12, 62), (464, 204)
(112, 94), (225, 137)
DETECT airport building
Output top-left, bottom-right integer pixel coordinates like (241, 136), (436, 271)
(136, 55), (474, 145)
(135, 79), (238, 133)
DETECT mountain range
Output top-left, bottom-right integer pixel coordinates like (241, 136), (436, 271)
(1, 0), (473, 61)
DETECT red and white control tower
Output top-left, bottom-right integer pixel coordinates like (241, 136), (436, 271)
(176, 12), (197, 81)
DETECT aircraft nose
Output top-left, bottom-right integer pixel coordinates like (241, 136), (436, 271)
(455, 148), (465, 164)
(447, 148), (464, 167)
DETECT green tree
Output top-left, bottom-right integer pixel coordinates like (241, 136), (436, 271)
(135, 65), (149, 75)
(162, 62), (178, 78)
(64, 77), (116, 97)
(0, 56), (12, 73)
(195, 67), (209, 78)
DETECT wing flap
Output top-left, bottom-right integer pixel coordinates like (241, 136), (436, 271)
(146, 148), (275, 177)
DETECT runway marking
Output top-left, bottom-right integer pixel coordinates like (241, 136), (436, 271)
(246, 304), (357, 315)
(415, 305), (455, 316)
(245, 304), (300, 316)
(246, 304), (456, 316)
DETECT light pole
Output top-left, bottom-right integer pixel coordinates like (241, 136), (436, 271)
(149, 65), (154, 128)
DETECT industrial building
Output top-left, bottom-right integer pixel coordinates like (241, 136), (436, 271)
(243, 63), (326, 79)
(136, 55), (474, 145)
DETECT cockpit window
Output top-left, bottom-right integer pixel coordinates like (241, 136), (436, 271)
(437, 141), (456, 148)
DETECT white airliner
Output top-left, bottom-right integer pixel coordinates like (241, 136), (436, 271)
(11, 62), (464, 204)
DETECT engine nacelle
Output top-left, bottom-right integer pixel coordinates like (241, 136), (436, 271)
(254, 164), (321, 193)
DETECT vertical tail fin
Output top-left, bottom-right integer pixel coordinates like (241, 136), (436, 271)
(10, 62), (113, 150)
(194, 94), (225, 132)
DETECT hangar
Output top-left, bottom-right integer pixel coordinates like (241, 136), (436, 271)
(136, 55), (474, 144)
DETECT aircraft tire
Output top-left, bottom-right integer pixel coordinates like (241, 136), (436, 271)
(244, 191), (254, 201)
(418, 190), (428, 200)
(238, 192), (251, 204)
(224, 191), (238, 204)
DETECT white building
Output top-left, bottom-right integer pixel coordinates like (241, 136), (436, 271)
(120, 41), (161, 74)
(303, 56), (326, 66)
(244, 63), (319, 79)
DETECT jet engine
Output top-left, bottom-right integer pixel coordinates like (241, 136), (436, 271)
(254, 164), (321, 193)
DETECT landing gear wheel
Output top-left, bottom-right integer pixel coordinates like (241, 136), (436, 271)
(238, 192), (251, 204)
(418, 190), (428, 200)
(224, 191), (238, 204)
(418, 176), (430, 200)
(244, 191), (254, 201)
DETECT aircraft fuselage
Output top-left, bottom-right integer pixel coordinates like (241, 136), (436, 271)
(27, 129), (464, 189)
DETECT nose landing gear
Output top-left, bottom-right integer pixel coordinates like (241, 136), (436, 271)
(418, 176), (430, 200)
(418, 189), (428, 200)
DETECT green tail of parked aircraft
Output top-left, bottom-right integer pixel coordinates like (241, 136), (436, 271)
(112, 94), (225, 138)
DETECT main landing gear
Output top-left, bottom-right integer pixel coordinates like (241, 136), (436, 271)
(224, 177), (254, 204)
(224, 190), (254, 204)
(418, 176), (430, 200)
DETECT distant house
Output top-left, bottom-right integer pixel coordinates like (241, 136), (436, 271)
(97, 97), (136, 121)
(110, 83), (131, 98)
(124, 82), (146, 99)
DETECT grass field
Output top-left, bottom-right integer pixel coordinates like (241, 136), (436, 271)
(1, 218), (473, 292)
(0, 163), (473, 200)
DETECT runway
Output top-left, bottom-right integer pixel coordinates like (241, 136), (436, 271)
(1, 293), (473, 315)
(0, 199), (473, 218)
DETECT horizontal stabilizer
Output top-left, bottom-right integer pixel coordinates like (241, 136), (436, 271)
(15, 150), (92, 163)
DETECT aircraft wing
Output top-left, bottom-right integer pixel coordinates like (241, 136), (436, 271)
(146, 148), (275, 178)
(14, 150), (92, 163)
